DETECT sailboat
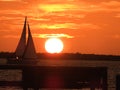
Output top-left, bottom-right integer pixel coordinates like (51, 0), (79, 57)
(7, 17), (37, 64)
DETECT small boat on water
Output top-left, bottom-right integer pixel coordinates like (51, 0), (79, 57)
(7, 17), (37, 64)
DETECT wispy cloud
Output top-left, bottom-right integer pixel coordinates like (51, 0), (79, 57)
(101, 1), (120, 7)
(79, 23), (100, 30)
(39, 23), (78, 29)
(33, 34), (74, 38)
(38, 23), (100, 30)
(38, 4), (77, 13)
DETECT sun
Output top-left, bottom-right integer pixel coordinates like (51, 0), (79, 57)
(45, 38), (64, 53)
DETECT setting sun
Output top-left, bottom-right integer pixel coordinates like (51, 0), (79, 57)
(45, 38), (64, 54)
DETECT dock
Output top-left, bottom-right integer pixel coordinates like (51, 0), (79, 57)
(0, 64), (107, 90)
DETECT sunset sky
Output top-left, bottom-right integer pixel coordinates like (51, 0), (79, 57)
(0, 0), (120, 55)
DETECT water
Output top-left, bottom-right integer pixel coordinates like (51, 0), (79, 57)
(0, 86), (22, 90)
(0, 68), (103, 90)
(0, 59), (114, 90)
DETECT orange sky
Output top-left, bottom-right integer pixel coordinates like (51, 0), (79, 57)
(0, 0), (120, 55)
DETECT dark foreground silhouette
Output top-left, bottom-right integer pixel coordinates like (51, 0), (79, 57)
(0, 65), (107, 90)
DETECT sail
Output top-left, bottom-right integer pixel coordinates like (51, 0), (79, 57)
(15, 17), (27, 58)
(23, 23), (37, 59)
(8, 17), (37, 64)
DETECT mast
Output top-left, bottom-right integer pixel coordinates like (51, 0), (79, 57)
(15, 17), (27, 58)
(23, 23), (37, 59)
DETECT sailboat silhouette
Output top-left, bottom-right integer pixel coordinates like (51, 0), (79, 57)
(8, 17), (37, 64)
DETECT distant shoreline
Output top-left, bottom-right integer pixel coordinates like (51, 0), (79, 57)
(0, 52), (120, 61)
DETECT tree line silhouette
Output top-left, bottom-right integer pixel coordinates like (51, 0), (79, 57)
(0, 52), (120, 61)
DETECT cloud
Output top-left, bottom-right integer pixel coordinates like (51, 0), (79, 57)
(2, 32), (74, 39)
(38, 4), (77, 13)
(62, 1), (120, 13)
(0, 10), (24, 17)
(79, 23), (100, 30)
(97, 1), (120, 12)
(101, 1), (120, 7)
(39, 23), (78, 29)
(31, 22), (100, 31)
(34, 0), (120, 18)
(33, 34), (74, 38)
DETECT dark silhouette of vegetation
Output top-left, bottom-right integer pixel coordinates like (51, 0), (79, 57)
(0, 52), (13, 58)
(36, 53), (120, 61)
(0, 52), (120, 61)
